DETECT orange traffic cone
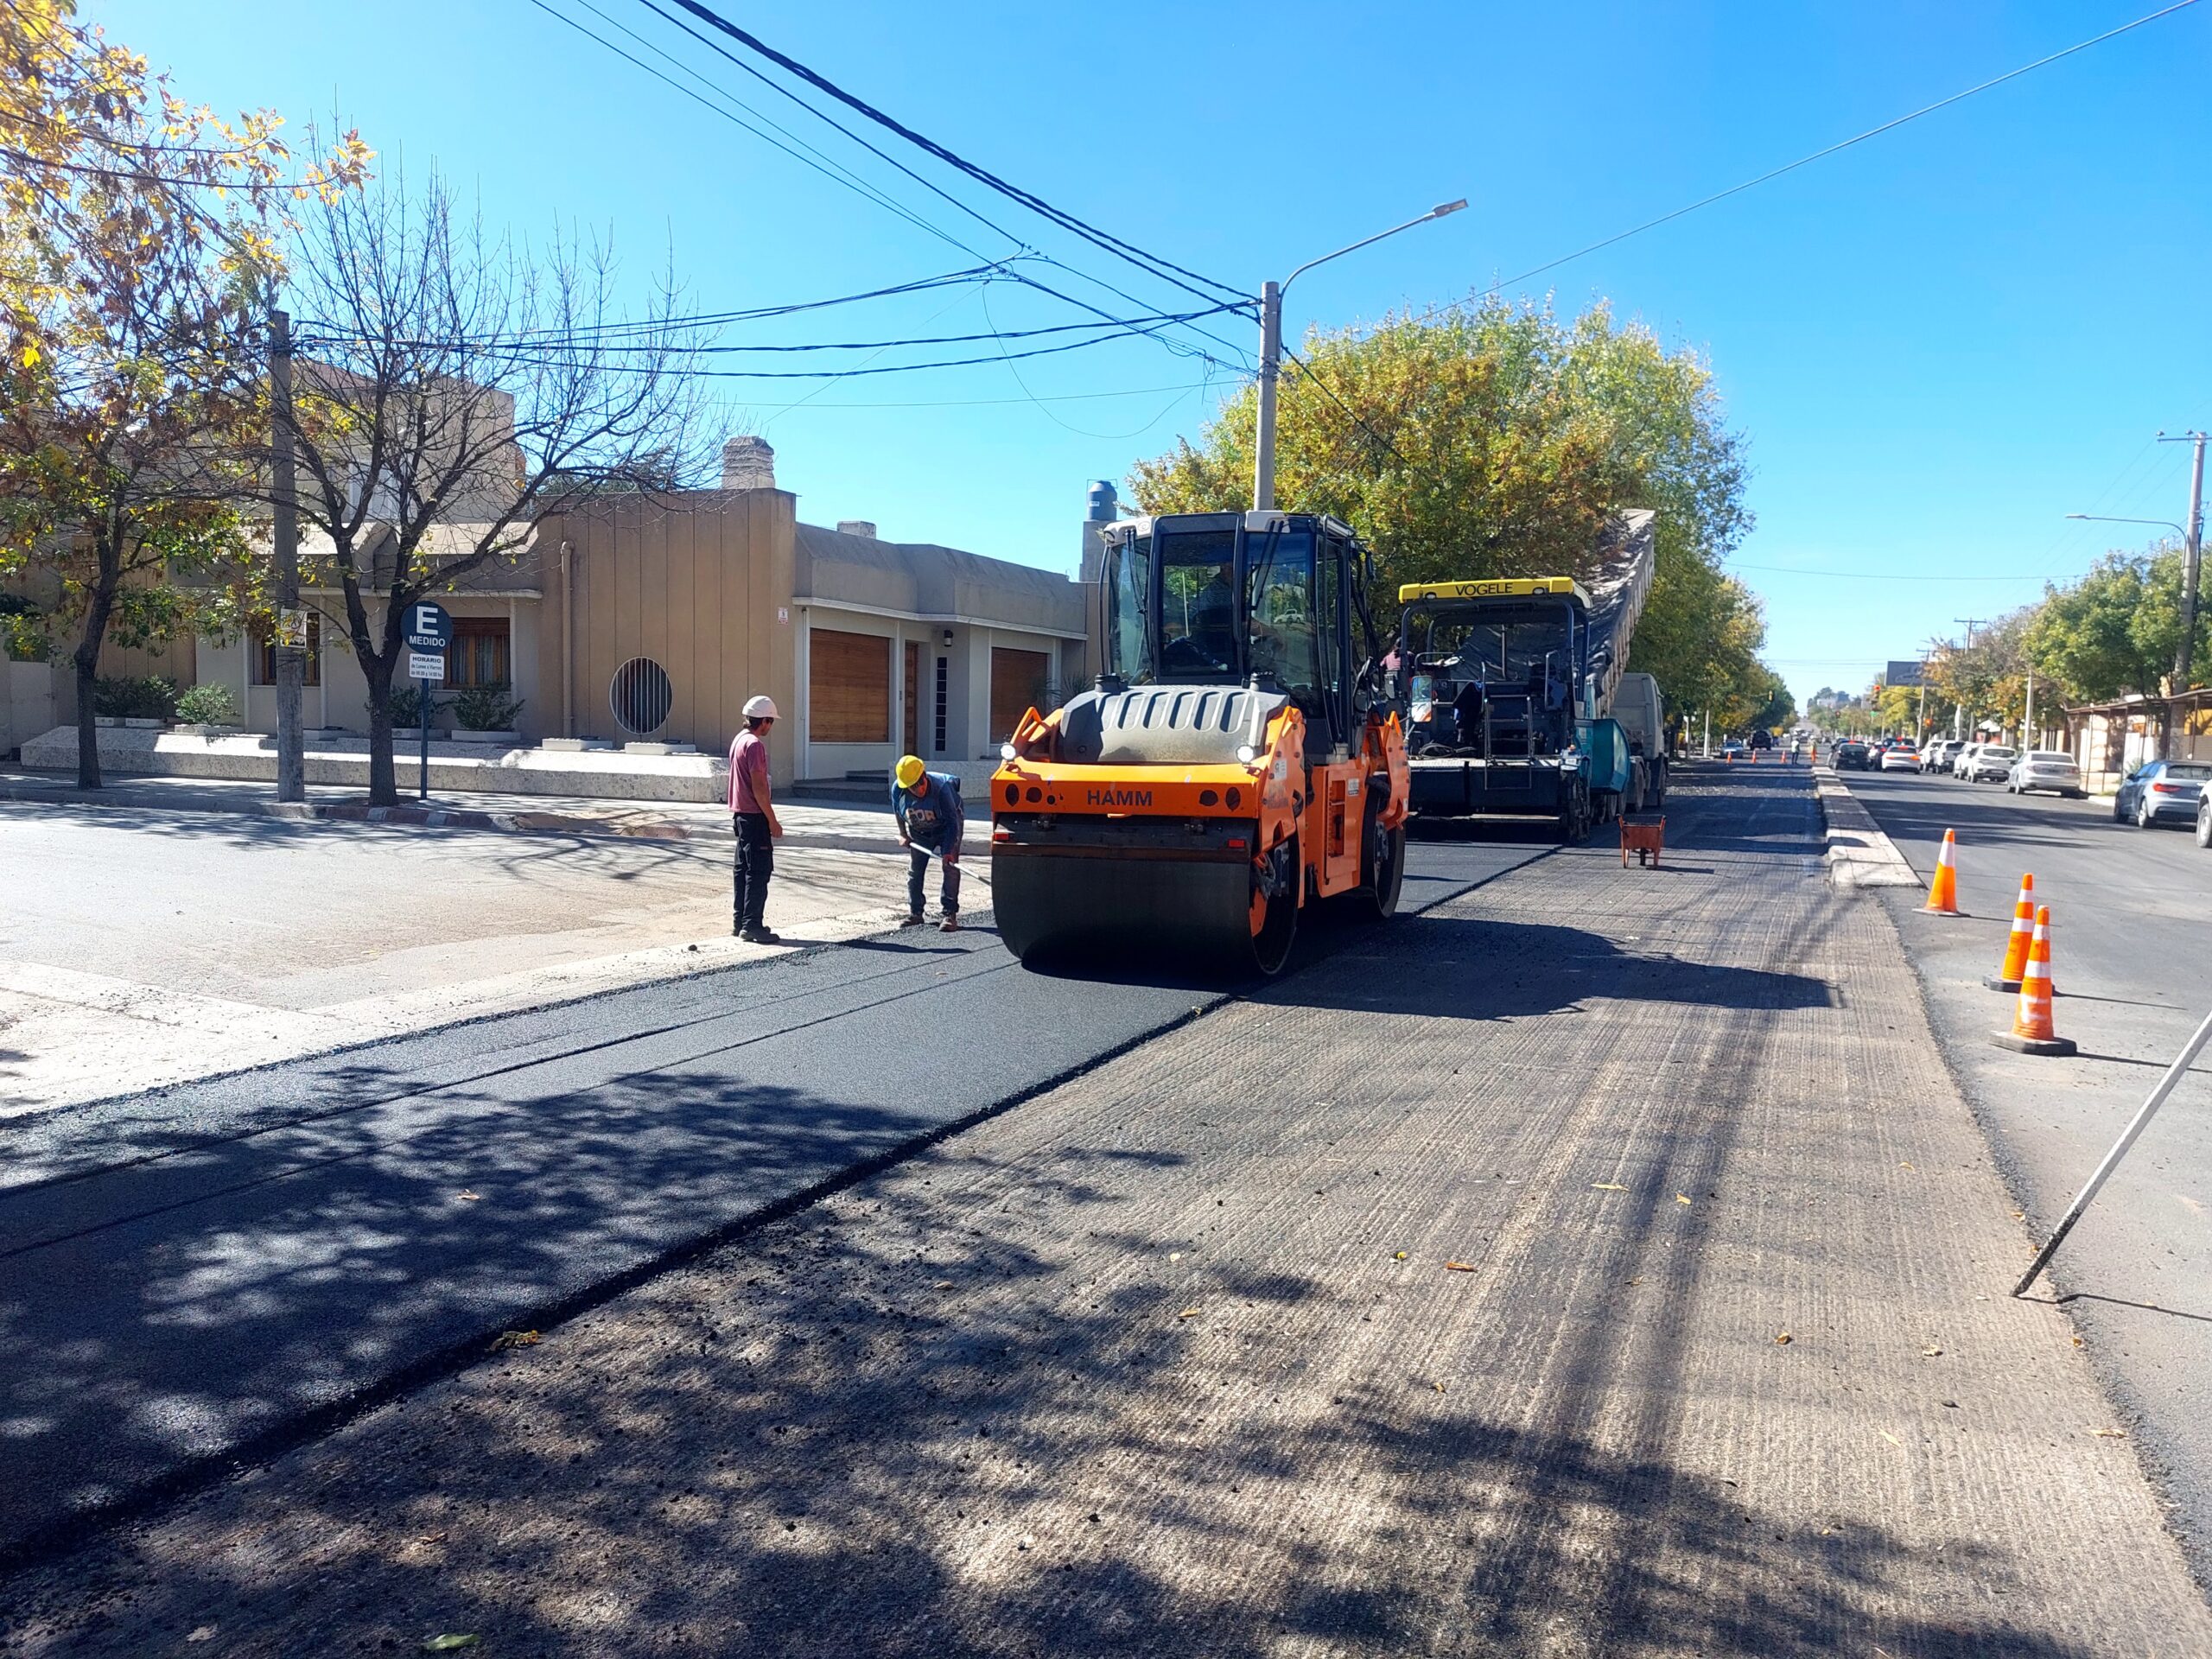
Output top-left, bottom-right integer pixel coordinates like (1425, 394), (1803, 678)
(1983, 874), (2035, 991)
(1993, 905), (2075, 1056)
(1921, 829), (1963, 916)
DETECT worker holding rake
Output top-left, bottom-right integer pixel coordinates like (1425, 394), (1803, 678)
(893, 754), (964, 932)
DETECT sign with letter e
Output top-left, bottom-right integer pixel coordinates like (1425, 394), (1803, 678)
(404, 601), (453, 652)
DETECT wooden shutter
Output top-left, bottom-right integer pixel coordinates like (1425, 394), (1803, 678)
(810, 629), (891, 742)
(990, 647), (1050, 741)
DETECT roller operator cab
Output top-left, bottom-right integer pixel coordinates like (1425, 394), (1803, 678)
(990, 510), (1410, 976)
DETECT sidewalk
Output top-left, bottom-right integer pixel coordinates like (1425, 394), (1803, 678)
(7, 768), (2202, 1656)
(0, 782), (940, 1116)
(0, 767), (907, 842)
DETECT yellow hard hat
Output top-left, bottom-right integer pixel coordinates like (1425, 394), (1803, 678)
(895, 754), (925, 788)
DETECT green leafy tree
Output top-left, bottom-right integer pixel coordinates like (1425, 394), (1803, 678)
(2024, 553), (2158, 704)
(1128, 296), (1777, 719)
(0, 1), (367, 785)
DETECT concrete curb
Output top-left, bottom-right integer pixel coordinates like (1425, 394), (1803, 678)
(0, 777), (691, 842)
(1813, 765), (1923, 890)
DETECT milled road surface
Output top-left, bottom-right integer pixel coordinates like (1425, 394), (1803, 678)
(6, 767), (2205, 1656)
(0, 824), (1546, 1567)
(1844, 766), (2212, 1580)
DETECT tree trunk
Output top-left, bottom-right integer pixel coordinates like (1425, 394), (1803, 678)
(72, 557), (120, 791)
(365, 654), (398, 806)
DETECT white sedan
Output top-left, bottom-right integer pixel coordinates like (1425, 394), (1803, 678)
(1878, 745), (1923, 772)
(2007, 751), (2086, 798)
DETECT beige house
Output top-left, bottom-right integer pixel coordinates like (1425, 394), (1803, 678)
(7, 438), (1090, 792)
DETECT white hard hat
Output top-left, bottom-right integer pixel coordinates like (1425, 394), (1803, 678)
(743, 695), (779, 720)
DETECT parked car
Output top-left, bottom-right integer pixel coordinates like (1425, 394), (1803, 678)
(1835, 741), (1871, 770)
(2113, 760), (2212, 827)
(1961, 744), (2017, 783)
(1719, 741), (1749, 762)
(1878, 743), (1922, 772)
(1951, 742), (1981, 778)
(1921, 740), (1956, 773)
(2006, 750), (2085, 798)
(2196, 791), (2212, 849)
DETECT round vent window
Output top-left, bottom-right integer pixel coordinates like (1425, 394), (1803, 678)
(610, 657), (673, 736)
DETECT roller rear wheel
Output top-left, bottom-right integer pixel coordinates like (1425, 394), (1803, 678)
(1248, 835), (1300, 976)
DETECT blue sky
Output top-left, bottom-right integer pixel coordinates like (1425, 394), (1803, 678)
(99, 0), (2212, 707)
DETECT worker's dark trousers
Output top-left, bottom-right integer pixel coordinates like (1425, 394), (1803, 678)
(734, 810), (773, 931)
(907, 836), (960, 918)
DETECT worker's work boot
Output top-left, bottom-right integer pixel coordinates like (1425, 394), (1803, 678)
(739, 925), (781, 944)
(939, 915), (960, 933)
(899, 912), (926, 928)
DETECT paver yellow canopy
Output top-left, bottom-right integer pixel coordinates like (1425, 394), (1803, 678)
(990, 511), (1408, 975)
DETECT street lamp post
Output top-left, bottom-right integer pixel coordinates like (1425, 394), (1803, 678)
(1253, 200), (1466, 512)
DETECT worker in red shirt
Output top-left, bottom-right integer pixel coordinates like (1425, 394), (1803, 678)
(728, 695), (784, 943)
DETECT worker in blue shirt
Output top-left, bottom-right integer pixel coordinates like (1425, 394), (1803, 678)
(893, 753), (964, 931)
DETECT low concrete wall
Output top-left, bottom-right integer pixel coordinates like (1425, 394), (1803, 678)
(16, 725), (729, 804)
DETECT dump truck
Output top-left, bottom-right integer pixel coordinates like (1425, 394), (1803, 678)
(1395, 508), (1657, 841)
(989, 509), (1409, 976)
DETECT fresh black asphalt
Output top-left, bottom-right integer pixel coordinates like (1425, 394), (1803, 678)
(0, 823), (1557, 1566)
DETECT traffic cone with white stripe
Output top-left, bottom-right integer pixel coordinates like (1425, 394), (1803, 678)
(1921, 829), (1963, 916)
(1983, 874), (2035, 991)
(1993, 905), (2075, 1056)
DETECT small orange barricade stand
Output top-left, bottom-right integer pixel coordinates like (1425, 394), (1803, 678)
(1620, 815), (1665, 868)
(1984, 874), (2036, 991)
(1993, 905), (2075, 1057)
(1921, 828), (1963, 916)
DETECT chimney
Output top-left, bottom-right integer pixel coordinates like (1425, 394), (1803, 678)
(721, 435), (776, 491)
(836, 518), (878, 539)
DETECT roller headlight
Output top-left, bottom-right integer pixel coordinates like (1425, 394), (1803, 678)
(1236, 744), (1258, 766)
(1001, 742), (1018, 761)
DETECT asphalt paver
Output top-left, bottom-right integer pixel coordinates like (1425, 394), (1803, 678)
(6, 767), (2203, 1656)
(0, 826), (1545, 1566)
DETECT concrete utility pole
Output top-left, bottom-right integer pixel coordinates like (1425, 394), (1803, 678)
(1953, 618), (1986, 741)
(1254, 200), (1465, 512)
(2162, 431), (2207, 696)
(270, 305), (304, 803)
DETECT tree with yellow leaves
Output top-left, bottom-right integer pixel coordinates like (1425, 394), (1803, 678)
(0, 0), (366, 785)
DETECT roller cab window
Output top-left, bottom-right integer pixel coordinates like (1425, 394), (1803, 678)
(1245, 530), (1319, 709)
(1157, 527), (1240, 680)
(1102, 531), (1154, 684)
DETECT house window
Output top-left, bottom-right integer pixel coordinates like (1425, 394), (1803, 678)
(250, 614), (321, 686)
(445, 618), (511, 689)
(933, 655), (948, 753)
(809, 628), (891, 743)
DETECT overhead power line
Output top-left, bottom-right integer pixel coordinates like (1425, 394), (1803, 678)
(1726, 563), (2062, 582)
(1475, 0), (2203, 302)
(531, 0), (1253, 372)
(298, 301), (1247, 380)
(646, 0), (1247, 310)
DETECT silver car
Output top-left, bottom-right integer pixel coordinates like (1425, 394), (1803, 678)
(1961, 744), (2017, 783)
(2006, 750), (2085, 798)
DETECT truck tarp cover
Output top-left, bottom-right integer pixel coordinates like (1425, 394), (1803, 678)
(1583, 508), (1656, 715)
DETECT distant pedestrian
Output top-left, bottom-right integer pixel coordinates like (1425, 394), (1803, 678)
(728, 695), (784, 944)
(892, 753), (963, 932)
